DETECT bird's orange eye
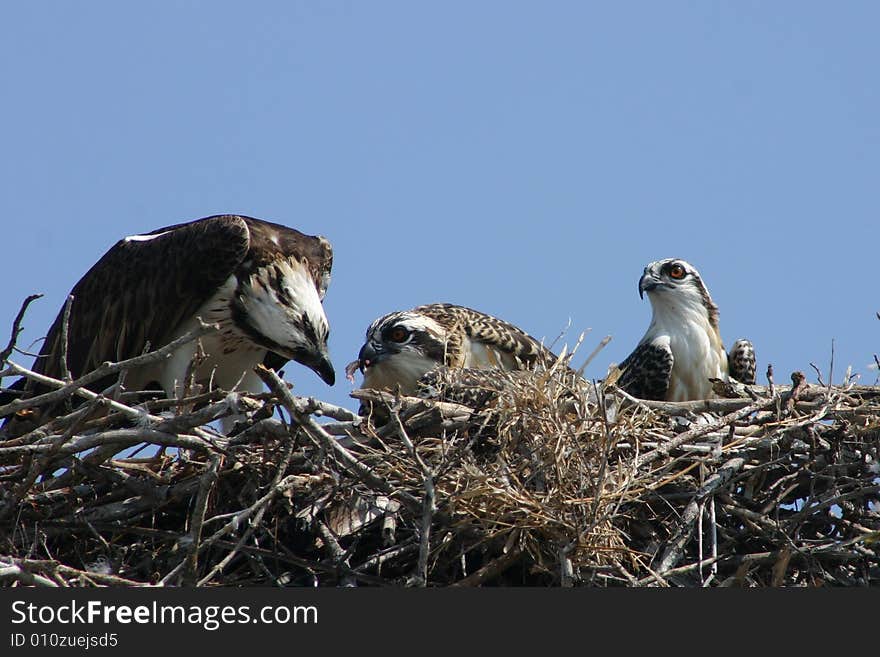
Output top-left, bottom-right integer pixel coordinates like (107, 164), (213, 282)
(669, 264), (686, 280)
(388, 327), (409, 343)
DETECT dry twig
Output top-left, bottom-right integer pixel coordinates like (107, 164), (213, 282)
(1, 330), (877, 587)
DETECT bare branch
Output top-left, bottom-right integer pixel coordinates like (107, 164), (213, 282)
(389, 404), (435, 587)
(181, 453), (222, 585)
(1, 311), (876, 589)
(0, 320), (219, 418)
(0, 294), (42, 366)
(257, 364), (422, 514)
(58, 294), (74, 383)
(655, 458), (745, 574)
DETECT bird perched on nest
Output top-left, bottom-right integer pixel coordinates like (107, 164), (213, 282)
(1, 214), (335, 431)
(615, 258), (756, 402)
(346, 303), (558, 410)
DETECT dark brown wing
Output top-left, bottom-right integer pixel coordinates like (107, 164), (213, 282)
(727, 339), (756, 385)
(414, 303), (556, 370)
(27, 215), (252, 393)
(616, 340), (674, 401)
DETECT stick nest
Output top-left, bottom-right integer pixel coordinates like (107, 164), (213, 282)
(1, 346), (878, 587)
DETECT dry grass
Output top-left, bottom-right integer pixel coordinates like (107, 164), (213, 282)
(1, 326), (878, 587)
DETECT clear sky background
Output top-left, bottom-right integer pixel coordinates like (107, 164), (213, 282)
(2, 2), (878, 413)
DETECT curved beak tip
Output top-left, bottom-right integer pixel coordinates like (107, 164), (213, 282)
(357, 343), (383, 369)
(319, 361), (336, 386)
(638, 273), (658, 299)
(311, 351), (336, 386)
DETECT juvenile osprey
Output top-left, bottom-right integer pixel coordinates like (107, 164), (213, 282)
(346, 303), (555, 398)
(616, 258), (756, 402)
(3, 214), (335, 424)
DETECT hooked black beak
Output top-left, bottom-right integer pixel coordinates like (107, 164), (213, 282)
(638, 270), (661, 299)
(299, 347), (336, 385)
(357, 342), (387, 371)
(315, 353), (336, 386)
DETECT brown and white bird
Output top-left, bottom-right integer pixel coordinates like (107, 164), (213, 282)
(615, 258), (756, 402)
(2, 214), (335, 427)
(346, 303), (556, 400)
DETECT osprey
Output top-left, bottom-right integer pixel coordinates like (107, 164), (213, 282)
(2, 214), (335, 426)
(346, 303), (556, 400)
(616, 258), (756, 402)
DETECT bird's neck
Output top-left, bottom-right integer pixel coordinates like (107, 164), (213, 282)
(648, 294), (720, 345)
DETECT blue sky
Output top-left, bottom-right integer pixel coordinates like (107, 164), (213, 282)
(2, 2), (878, 412)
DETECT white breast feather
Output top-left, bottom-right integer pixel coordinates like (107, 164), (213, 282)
(127, 275), (267, 397)
(645, 291), (727, 401)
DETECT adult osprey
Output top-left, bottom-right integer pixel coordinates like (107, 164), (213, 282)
(616, 258), (756, 402)
(2, 214), (335, 425)
(346, 303), (555, 399)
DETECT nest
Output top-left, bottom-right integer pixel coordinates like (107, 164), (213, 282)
(1, 328), (878, 587)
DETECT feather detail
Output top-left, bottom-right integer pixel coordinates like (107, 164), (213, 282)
(5, 214), (335, 426)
